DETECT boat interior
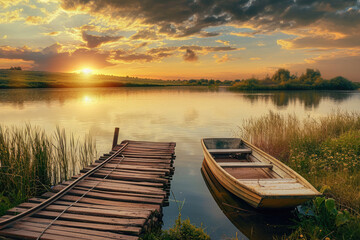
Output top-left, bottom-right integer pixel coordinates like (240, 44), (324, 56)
(203, 138), (319, 200)
(203, 138), (282, 180)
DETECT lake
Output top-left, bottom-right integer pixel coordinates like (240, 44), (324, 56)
(0, 87), (359, 239)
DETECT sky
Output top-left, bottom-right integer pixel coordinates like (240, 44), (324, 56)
(0, 0), (359, 81)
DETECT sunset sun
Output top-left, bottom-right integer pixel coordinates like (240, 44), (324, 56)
(81, 68), (93, 75)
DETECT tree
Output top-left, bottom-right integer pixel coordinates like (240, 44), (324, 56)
(271, 69), (290, 83)
(329, 76), (357, 90)
(299, 69), (321, 84)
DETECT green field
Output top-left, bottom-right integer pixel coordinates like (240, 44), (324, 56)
(0, 70), (178, 88)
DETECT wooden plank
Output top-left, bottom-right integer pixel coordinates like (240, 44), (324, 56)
(44, 195), (160, 211)
(42, 189), (164, 205)
(14, 203), (151, 219)
(13, 222), (124, 240)
(73, 176), (165, 188)
(28, 199), (156, 214)
(24, 217), (141, 235)
(91, 163), (170, 173)
(208, 148), (252, 154)
(0, 227), (84, 240)
(6, 208), (146, 226)
(57, 180), (166, 196)
(87, 172), (168, 184)
(81, 167), (166, 178)
(219, 162), (273, 168)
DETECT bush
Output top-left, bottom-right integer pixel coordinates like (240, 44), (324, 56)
(141, 214), (210, 240)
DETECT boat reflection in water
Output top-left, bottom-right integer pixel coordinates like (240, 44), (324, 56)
(201, 160), (294, 240)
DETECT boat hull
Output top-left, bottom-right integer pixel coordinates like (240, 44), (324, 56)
(201, 138), (319, 209)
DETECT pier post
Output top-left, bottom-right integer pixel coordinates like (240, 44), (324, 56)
(112, 127), (120, 149)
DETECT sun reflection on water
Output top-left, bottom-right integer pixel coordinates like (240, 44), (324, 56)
(83, 95), (93, 104)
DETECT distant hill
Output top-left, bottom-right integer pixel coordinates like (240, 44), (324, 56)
(0, 70), (178, 88)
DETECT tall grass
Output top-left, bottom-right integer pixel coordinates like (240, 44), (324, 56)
(239, 111), (360, 239)
(0, 125), (96, 215)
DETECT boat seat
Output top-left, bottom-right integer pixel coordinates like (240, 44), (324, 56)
(208, 148), (252, 154)
(219, 162), (273, 169)
(241, 178), (296, 182)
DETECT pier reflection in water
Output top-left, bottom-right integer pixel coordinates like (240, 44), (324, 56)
(201, 160), (294, 240)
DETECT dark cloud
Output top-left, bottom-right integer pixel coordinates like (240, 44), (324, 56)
(130, 28), (159, 40)
(183, 49), (198, 62)
(61, 0), (359, 40)
(114, 53), (155, 62)
(82, 31), (123, 48)
(198, 31), (221, 38)
(0, 43), (114, 72)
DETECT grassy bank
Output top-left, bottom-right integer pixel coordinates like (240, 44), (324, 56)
(0, 125), (96, 216)
(240, 111), (360, 239)
(0, 70), (178, 88)
(230, 69), (358, 91)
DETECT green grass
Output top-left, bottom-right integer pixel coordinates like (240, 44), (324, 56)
(0, 70), (178, 88)
(0, 125), (96, 216)
(141, 215), (210, 240)
(239, 111), (360, 239)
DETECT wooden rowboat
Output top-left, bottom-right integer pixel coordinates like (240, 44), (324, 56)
(201, 160), (293, 239)
(201, 138), (321, 209)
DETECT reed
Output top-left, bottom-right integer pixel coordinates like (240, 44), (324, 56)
(0, 125), (96, 215)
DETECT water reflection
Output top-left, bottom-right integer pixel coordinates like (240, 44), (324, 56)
(241, 91), (355, 109)
(0, 88), (356, 110)
(201, 160), (293, 240)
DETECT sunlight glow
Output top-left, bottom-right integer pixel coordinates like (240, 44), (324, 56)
(83, 95), (93, 104)
(81, 68), (93, 75)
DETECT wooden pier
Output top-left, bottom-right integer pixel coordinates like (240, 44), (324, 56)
(0, 133), (176, 239)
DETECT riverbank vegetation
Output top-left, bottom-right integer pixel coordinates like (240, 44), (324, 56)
(0, 125), (96, 216)
(240, 111), (360, 239)
(0, 70), (178, 88)
(231, 69), (358, 91)
(141, 216), (210, 240)
(1, 68), (358, 90)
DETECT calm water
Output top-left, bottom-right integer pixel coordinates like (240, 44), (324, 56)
(1, 87), (359, 239)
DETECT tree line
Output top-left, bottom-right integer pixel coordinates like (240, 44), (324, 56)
(230, 68), (358, 90)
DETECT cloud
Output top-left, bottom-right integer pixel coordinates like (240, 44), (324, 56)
(278, 34), (360, 50)
(183, 49), (198, 62)
(26, 16), (45, 25)
(59, 0), (360, 51)
(0, 9), (23, 23)
(43, 31), (60, 36)
(230, 32), (256, 38)
(130, 28), (159, 40)
(214, 54), (232, 63)
(82, 31), (123, 48)
(198, 31), (220, 38)
(216, 40), (230, 46)
(250, 57), (261, 61)
(0, 0), (26, 9)
(0, 43), (114, 72)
